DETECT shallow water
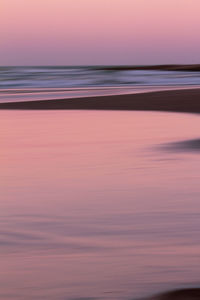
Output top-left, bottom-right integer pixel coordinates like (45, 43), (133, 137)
(1, 110), (200, 300)
(1, 85), (200, 104)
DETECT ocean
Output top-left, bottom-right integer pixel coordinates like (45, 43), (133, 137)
(1, 67), (200, 299)
(1, 66), (200, 103)
(1, 110), (200, 299)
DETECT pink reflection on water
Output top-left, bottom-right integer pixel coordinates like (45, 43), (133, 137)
(0, 110), (200, 299)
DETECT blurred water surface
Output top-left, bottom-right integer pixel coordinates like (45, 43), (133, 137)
(1, 66), (200, 102)
(1, 66), (200, 89)
(1, 110), (200, 300)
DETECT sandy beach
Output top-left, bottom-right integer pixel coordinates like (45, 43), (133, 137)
(0, 88), (200, 113)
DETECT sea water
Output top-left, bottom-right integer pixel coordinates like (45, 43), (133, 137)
(1, 66), (200, 103)
(1, 110), (200, 300)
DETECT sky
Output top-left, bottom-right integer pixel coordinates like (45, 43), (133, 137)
(1, 0), (200, 65)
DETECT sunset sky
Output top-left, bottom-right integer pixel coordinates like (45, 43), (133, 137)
(1, 0), (200, 65)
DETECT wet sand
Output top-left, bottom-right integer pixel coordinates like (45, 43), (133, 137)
(0, 88), (200, 113)
(147, 288), (200, 300)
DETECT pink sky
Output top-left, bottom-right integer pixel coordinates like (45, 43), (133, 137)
(1, 0), (200, 65)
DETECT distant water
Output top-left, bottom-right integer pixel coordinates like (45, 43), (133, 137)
(1, 66), (200, 102)
(1, 110), (200, 300)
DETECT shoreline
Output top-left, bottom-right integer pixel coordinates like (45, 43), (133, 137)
(1, 85), (199, 104)
(0, 88), (200, 114)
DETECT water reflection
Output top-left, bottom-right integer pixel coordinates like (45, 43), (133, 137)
(1, 111), (200, 299)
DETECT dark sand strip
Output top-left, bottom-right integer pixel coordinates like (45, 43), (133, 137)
(144, 288), (200, 300)
(94, 64), (200, 72)
(0, 89), (200, 113)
